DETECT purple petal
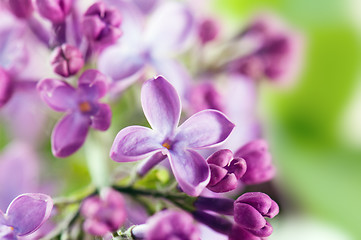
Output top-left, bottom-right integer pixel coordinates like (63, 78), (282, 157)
(5, 193), (53, 236)
(247, 221), (273, 237)
(83, 218), (109, 236)
(37, 78), (76, 112)
(208, 164), (227, 186)
(78, 70), (108, 100)
(98, 43), (146, 81)
(229, 225), (261, 240)
(51, 113), (90, 158)
(168, 149), (210, 196)
(207, 149), (233, 167)
(0, 68), (12, 108)
(207, 173), (239, 193)
(233, 203), (266, 230)
(144, 2), (194, 56)
(235, 192), (273, 217)
(141, 76), (181, 136)
(0, 225), (17, 240)
(110, 126), (163, 162)
(176, 110), (235, 149)
(91, 103), (111, 131)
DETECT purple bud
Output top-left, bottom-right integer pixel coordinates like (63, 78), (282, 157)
(189, 81), (224, 114)
(228, 224), (263, 240)
(7, 0), (34, 19)
(198, 18), (219, 45)
(82, 2), (122, 47)
(233, 192), (279, 238)
(228, 55), (264, 80)
(80, 188), (126, 236)
(0, 68), (12, 108)
(235, 139), (275, 185)
(50, 44), (84, 77)
(140, 210), (200, 240)
(36, 0), (72, 23)
(206, 149), (247, 193)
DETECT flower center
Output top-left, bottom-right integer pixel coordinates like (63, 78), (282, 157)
(79, 101), (92, 113)
(162, 142), (171, 150)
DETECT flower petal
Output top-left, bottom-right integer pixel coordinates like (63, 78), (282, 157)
(91, 103), (111, 131)
(144, 2), (194, 56)
(51, 113), (90, 158)
(168, 149), (210, 196)
(37, 78), (76, 112)
(98, 43), (146, 81)
(0, 225), (17, 240)
(5, 193), (53, 236)
(176, 110), (235, 149)
(141, 76), (181, 136)
(233, 203), (266, 230)
(110, 126), (163, 162)
(78, 70), (108, 100)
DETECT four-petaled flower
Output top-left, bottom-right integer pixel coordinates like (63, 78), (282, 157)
(0, 193), (53, 240)
(110, 76), (234, 196)
(37, 69), (111, 158)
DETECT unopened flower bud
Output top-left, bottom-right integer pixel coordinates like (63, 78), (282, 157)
(235, 139), (275, 185)
(50, 44), (84, 77)
(189, 82), (224, 113)
(207, 149), (247, 193)
(80, 188), (126, 236)
(198, 18), (219, 45)
(137, 210), (200, 240)
(36, 0), (72, 23)
(82, 2), (122, 47)
(0, 68), (12, 108)
(8, 0), (34, 19)
(233, 192), (279, 237)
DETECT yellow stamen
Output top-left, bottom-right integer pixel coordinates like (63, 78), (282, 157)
(79, 101), (91, 113)
(10, 226), (14, 231)
(162, 142), (171, 150)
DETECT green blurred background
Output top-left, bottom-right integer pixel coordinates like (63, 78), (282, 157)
(213, 0), (361, 239)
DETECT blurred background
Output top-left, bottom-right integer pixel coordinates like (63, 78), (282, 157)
(211, 0), (361, 239)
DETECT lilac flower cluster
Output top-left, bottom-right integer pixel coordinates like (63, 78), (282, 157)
(0, 0), (303, 239)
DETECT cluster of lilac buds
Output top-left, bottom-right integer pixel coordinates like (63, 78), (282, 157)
(0, 0), (304, 238)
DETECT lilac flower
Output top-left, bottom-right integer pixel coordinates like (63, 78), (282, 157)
(0, 142), (40, 211)
(188, 81), (224, 114)
(110, 76), (234, 196)
(35, 0), (72, 24)
(132, 210), (200, 240)
(194, 192), (279, 240)
(0, 193), (53, 240)
(233, 192), (279, 238)
(37, 69), (111, 158)
(198, 17), (219, 45)
(50, 44), (84, 77)
(0, 67), (12, 108)
(206, 149), (247, 193)
(235, 139), (276, 185)
(229, 15), (303, 84)
(6, 0), (34, 19)
(80, 188), (126, 236)
(82, 2), (122, 49)
(98, 1), (194, 97)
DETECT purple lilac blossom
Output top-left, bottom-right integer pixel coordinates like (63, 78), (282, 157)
(198, 17), (219, 45)
(110, 76), (234, 196)
(233, 192), (279, 238)
(50, 44), (84, 77)
(132, 210), (200, 240)
(98, 1), (194, 97)
(194, 192), (279, 240)
(80, 188), (126, 236)
(82, 2), (122, 49)
(188, 81), (224, 114)
(230, 15), (303, 84)
(0, 67), (12, 107)
(0, 193), (53, 240)
(37, 69), (111, 158)
(36, 0), (72, 24)
(235, 139), (276, 185)
(6, 0), (34, 19)
(206, 149), (247, 193)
